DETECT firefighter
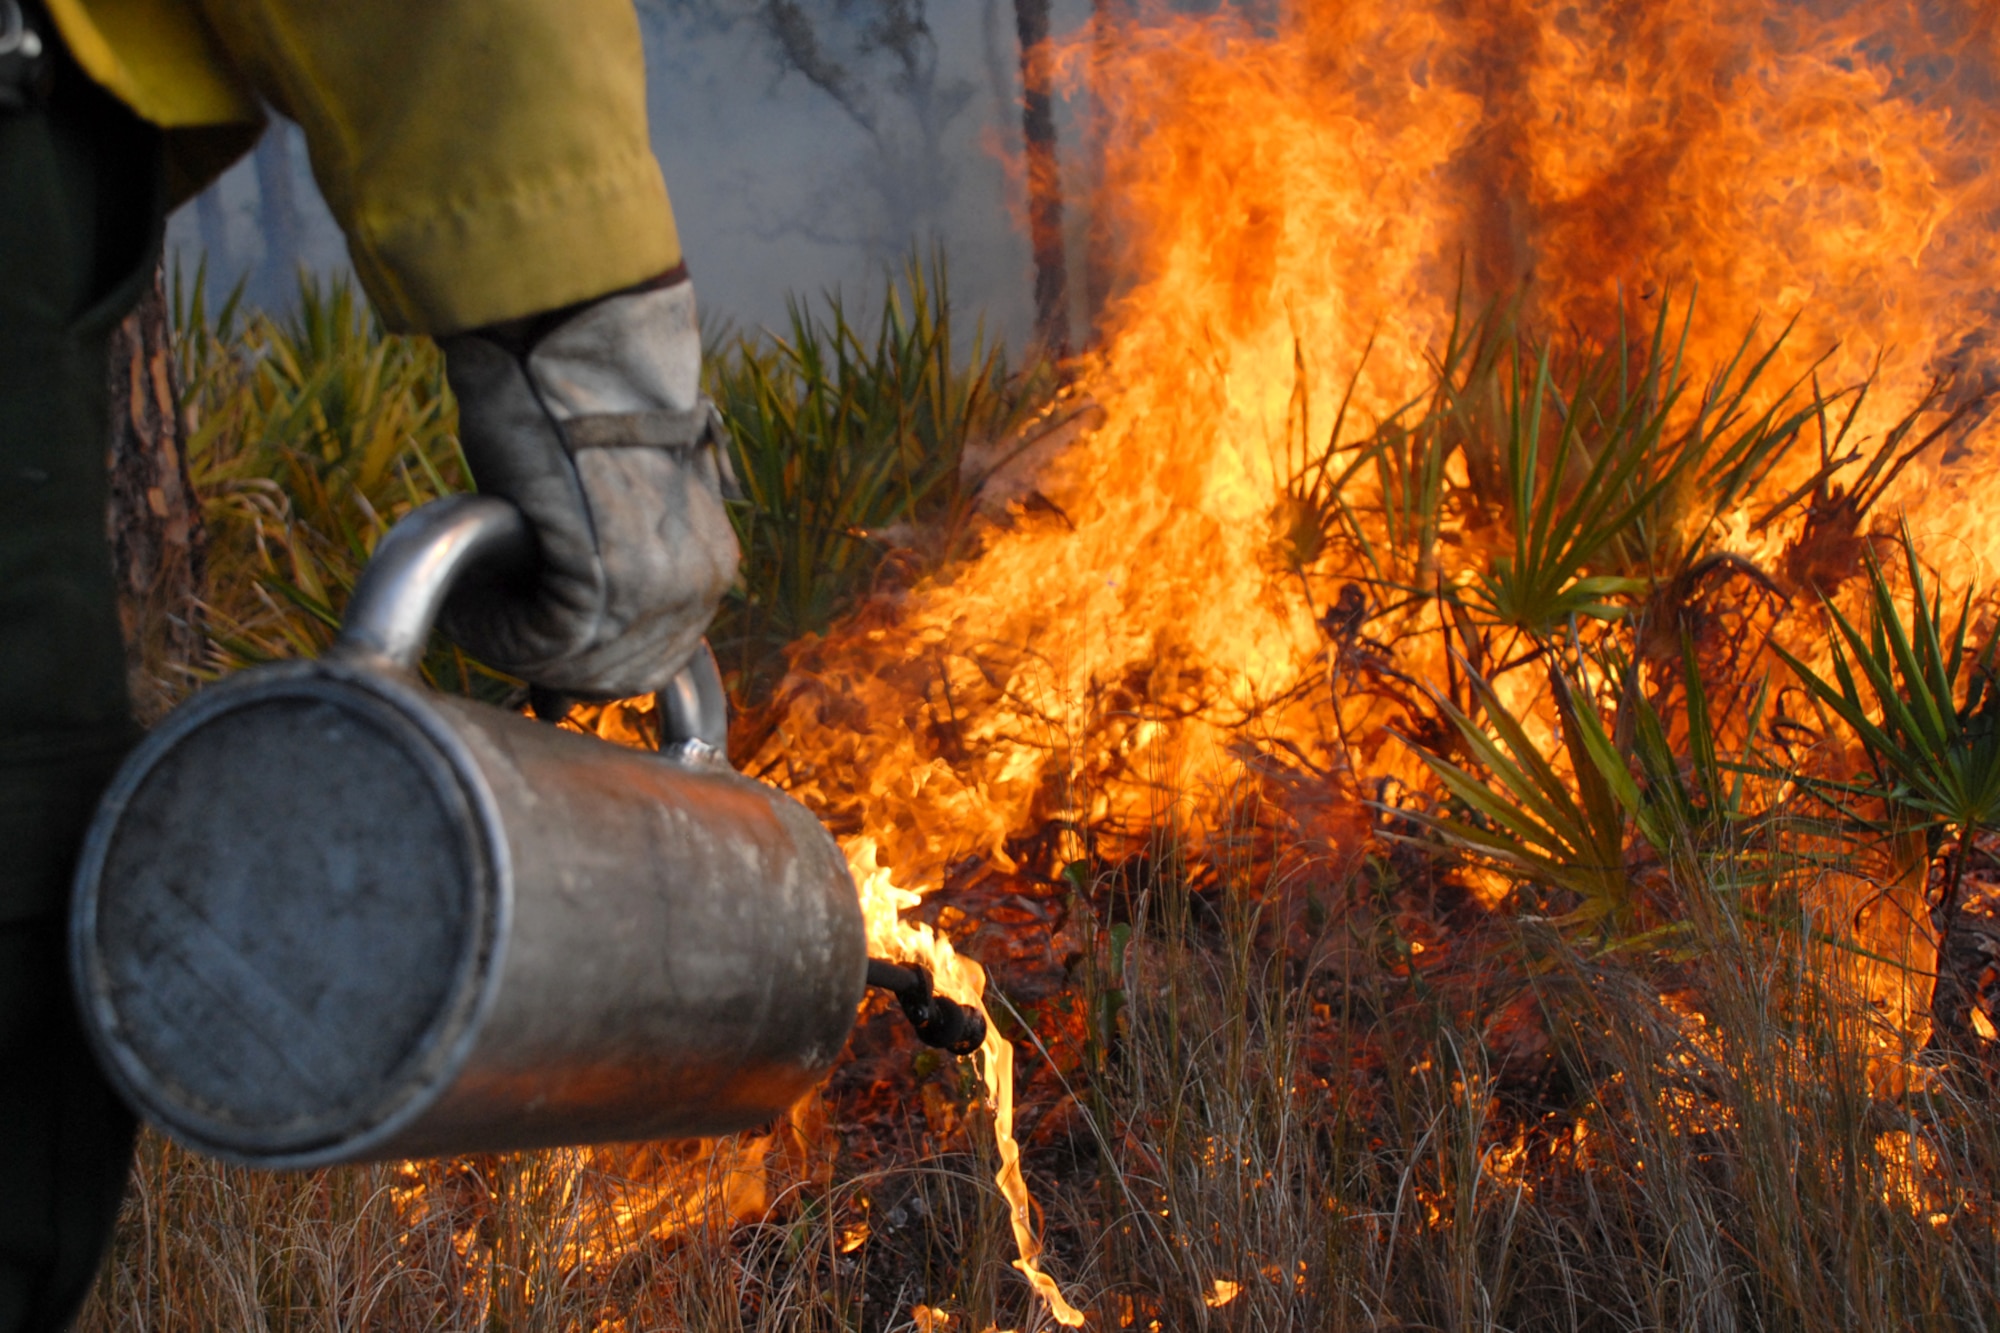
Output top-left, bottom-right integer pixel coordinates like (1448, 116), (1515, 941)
(0, 3), (737, 1327)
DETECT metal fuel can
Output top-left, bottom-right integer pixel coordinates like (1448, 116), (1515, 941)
(68, 496), (867, 1168)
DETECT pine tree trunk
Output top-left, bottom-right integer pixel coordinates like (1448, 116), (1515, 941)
(105, 263), (206, 723)
(1083, 0), (1128, 345)
(1014, 0), (1070, 356)
(253, 124), (301, 310)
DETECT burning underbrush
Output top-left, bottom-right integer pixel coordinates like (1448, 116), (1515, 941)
(86, 805), (2000, 1329)
(80, 0), (2000, 1327)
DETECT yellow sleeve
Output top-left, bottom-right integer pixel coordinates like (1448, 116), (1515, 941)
(43, 0), (265, 203)
(193, 0), (683, 335)
(44, 0), (258, 127)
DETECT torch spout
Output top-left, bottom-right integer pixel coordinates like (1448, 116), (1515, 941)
(866, 958), (987, 1056)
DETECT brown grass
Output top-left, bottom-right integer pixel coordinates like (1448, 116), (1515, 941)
(74, 275), (2000, 1332)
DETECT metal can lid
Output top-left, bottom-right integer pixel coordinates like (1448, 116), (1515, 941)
(75, 676), (496, 1161)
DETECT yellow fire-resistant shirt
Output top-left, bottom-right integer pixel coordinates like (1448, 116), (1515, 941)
(43, 0), (683, 336)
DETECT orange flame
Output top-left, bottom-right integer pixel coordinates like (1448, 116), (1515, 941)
(752, 2), (2000, 1316)
(590, 2), (2000, 1320)
(852, 839), (1087, 1326)
(762, 1), (2000, 886)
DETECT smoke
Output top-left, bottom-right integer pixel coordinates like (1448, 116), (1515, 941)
(163, 1), (1084, 347)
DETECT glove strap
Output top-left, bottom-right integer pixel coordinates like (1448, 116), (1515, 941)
(559, 401), (742, 500)
(561, 405), (710, 450)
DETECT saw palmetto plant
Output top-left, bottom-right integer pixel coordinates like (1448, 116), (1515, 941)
(1303, 297), (1823, 676)
(1447, 299), (1821, 646)
(708, 250), (1052, 700)
(1391, 537), (1929, 978)
(1615, 639), (1783, 889)
(1773, 525), (2000, 899)
(1397, 662), (1642, 934)
(172, 266), (495, 695)
(1772, 524), (2000, 1046)
(1449, 332), (1664, 637)
(1287, 314), (1470, 605)
(1390, 641), (1778, 945)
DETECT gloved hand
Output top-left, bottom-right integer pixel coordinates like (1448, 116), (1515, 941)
(437, 272), (740, 699)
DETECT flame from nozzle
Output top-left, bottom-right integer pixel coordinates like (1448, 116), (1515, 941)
(851, 837), (1087, 1327)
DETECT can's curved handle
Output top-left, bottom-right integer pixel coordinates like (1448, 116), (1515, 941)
(333, 495), (531, 674)
(331, 497), (732, 758)
(659, 641), (729, 754)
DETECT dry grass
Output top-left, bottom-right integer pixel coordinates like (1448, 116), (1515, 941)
(76, 814), (2000, 1330)
(73, 275), (2000, 1331)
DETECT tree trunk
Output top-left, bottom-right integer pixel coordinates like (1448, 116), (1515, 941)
(1083, 0), (1129, 346)
(1014, 0), (1069, 356)
(1930, 900), (2000, 1074)
(105, 263), (207, 723)
(195, 184), (230, 276)
(253, 123), (301, 311)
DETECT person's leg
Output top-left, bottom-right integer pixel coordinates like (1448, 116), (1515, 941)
(0, 925), (141, 1332)
(0, 18), (165, 1331)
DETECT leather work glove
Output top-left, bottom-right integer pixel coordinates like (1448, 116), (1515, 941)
(438, 273), (740, 700)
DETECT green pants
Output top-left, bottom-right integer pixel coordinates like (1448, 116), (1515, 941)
(0, 36), (165, 1333)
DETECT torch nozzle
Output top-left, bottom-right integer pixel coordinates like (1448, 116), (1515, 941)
(866, 958), (986, 1056)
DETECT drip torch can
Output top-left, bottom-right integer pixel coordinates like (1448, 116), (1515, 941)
(68, 496), (867, 1168)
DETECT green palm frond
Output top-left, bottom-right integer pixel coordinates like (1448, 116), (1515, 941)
(1773, 521), (2000, 847)
(710, 248), (1052, 696)
(1395, 665), (1635, 932)
(1449, 299), (1817, 639)
(1393, 636), (1789, 941)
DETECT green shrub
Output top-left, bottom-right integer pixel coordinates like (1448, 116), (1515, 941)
(172, 265), (494, 696)
(707, 250), (1053, 700)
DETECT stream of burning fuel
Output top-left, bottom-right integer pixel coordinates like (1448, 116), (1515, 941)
(580, 1), (2000, 1322)
(850, 838), (1088, 1326)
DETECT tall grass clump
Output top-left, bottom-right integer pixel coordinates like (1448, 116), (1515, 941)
(1773, 525), (2000, 1057)
(1041, 784), (2000, 1330)
(82, 1129), (877, 1331)
(707, 249), (1053, 699)
(170, 267), (497, 696)
(789, 746), (1997, 1331)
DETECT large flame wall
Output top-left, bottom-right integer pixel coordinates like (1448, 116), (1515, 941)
(762, 0), (2000, 890)
(736, 6), (2000, 1320)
